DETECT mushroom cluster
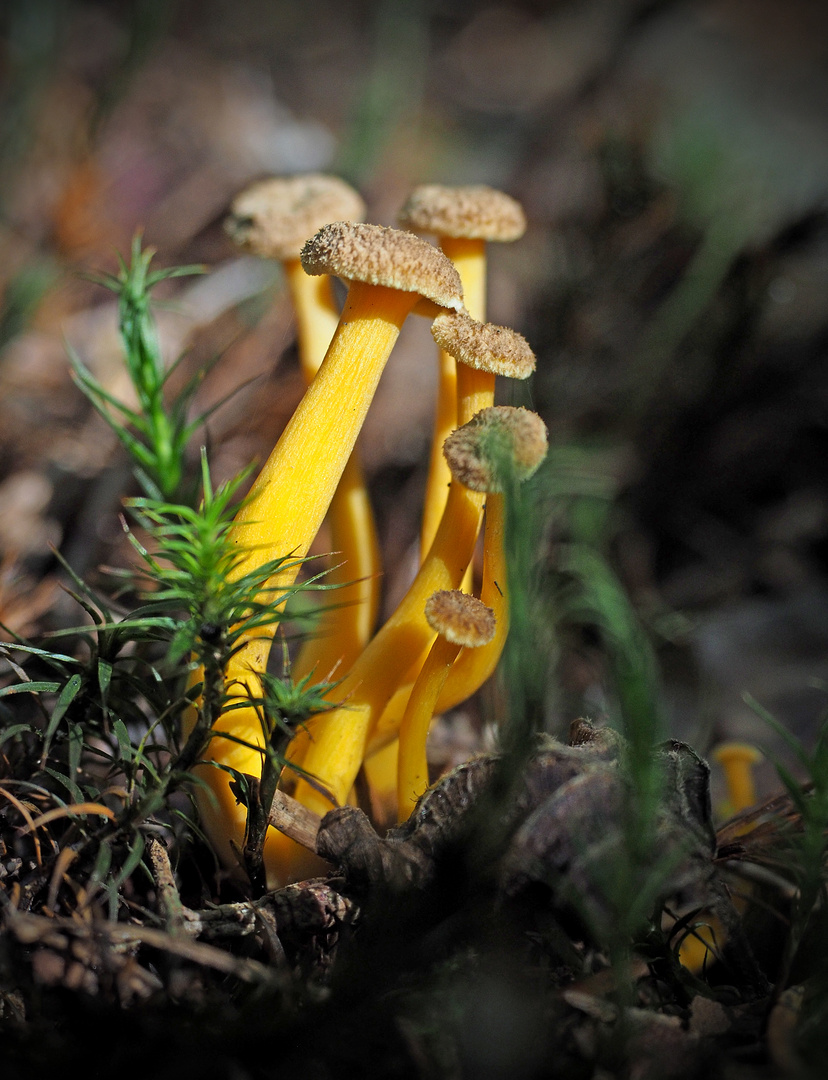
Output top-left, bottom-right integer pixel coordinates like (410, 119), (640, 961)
(188, 179), (549, 887)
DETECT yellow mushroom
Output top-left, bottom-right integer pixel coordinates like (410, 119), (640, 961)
(397, 590), (495, 819)
(281, 345), (536, 872)
(678, 741), (763, 972)
(369, 406), (549, 758)
(284, 452), (484, 832)
(185, 222), (463, 880)
(357, 318), (537, 818)
(399, 184), (526, 555)
(713, 741), (763, 814)
(432, 308), (535, 427)
(226, 174), (366, 384)
(226, 175), (381, 681)
(285, 404), (543, 859)
(384, 310), (534, 712)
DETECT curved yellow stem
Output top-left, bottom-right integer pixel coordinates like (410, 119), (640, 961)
(397, 635), (462, 819)
(184, 280), (418, 881)
(291, 452), (381, 683)
(361, 738), (399, 826)
(368, 492), (506, 756)
(286, 476), (485, 824)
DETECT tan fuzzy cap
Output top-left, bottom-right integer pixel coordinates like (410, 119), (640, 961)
(431, 311), (535, 378)
(424, 590), (496, 648)
(399, 184), (526, 242)
(226, 174), (365, 260)
(301, 222), (464, 311)
(444, 406), (548, 492)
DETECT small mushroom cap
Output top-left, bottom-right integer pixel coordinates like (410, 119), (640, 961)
(444, 406), (548, 492)
(431, 311), (535, 378)
(425, 590), (496, 648)
(226, 174), (366, 261)
(301, 222), (464, 311)
(712, 742), (763, 765)
(399, 184), (526, 242)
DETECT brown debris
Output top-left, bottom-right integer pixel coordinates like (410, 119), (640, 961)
(267, 878), (359, 977)
(314, 719), (718, 929)
(267, 787), (323, 852)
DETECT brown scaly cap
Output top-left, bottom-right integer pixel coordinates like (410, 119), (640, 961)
(431, 311), (535, 378)
(301, 222), (464, 311)
(399, 184), (526, 242)
(444, 406), (548, 493)
(424, 590), (496, 648)
(226, 174), (365, 261)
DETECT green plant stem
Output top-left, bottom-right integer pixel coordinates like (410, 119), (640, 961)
(173, 649), (225, 776)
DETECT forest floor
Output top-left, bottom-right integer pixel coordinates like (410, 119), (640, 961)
(1, 2), (827, 1076)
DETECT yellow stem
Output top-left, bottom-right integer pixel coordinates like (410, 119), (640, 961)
(715, 745), (761, 813)
(440, 237), (486, 322)
(361, 738), (399, 826)
(286, 476), (484, 821)
(229, 280), (413, 589)
(284, 261), (382, 681)
(185, 280), (417, 882)
(291, 452), (381, 682)
(397, 635), (462, 819)
(726, 762), (757, 813)
(419, 237), (486, 559)
(456, 361), (496, 430)
(368, 492), (506, 755)
(419, 346), (457, 556)
(282, 258), (340, 382)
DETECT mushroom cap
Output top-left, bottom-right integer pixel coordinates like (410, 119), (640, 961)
(444, 406), (548, 492)
(424, 590), (496, 648)
(431, 311), (535, 378)
(226, 174), (365, 261)
(301, 222), (464, 311)
(398, 184), (526, 242)
(712, 742), (763, 765)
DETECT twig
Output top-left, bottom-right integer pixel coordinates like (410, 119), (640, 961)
(268, 787), (322, 853)
(5, 907), (280, 986)
(147, 837), (186, 935)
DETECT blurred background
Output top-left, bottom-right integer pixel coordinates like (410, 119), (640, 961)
(1, 0), (828, 804)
